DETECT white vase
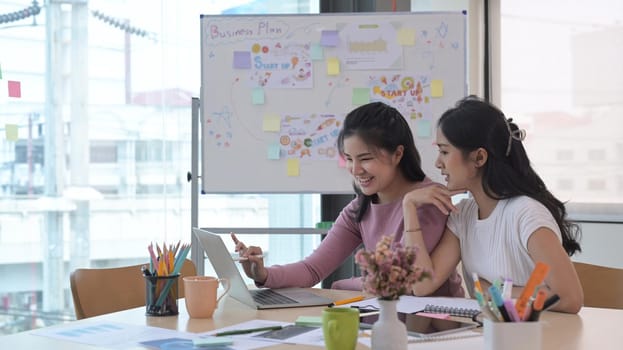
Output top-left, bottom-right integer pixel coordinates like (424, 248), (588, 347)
(371, 298), (408, 350)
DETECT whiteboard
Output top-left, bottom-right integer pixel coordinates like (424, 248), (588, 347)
(200, 12), (466, 193)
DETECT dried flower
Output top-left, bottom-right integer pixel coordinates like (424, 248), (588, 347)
(355, 234), (430, 300)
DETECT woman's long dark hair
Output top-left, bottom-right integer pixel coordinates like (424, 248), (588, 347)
(437, 96), (581, 255)
(337, 102), (425, 222)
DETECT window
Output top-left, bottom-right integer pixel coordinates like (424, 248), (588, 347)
(0, 0), (319, 335)
(499, 0), (623, 220)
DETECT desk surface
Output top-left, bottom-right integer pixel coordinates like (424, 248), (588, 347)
(3, 288), (623, 349)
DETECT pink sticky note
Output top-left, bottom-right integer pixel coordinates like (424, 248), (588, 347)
(8, 80), (21, 98)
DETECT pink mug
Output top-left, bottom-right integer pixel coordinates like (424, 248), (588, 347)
(183, 276), (230, 318)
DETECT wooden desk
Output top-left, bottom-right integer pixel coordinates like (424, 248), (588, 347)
(3, 289), (623, 349)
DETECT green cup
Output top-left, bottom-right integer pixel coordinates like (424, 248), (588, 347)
(322, 307), (360, 350)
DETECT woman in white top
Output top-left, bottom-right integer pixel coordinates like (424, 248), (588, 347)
(403, 96), (583, 313)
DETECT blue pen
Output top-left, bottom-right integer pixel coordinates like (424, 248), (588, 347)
(489, 285), (511, 322)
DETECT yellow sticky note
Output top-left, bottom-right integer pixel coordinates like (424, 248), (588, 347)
(352, 88), (370, 105)
(5, 124), (18, 141)
(263, 114), (281, 132)
(327, 57), (340, 76)
(431, 80), (444, 97)
(397, 28), (416, 46)
(287, 158), (300, 177)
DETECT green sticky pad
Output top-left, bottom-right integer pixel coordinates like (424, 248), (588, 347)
(295, 315), (322, 327)
(192, 336), (234, 347)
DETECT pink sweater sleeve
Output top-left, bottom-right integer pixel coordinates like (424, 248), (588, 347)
(262, 201), (363, 289)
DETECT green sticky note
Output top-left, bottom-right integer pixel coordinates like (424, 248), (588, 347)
(5, 124), (18, 141)
(295, 315), (322, 327)
(352, 88), (370, 105)
(310, 43), (324, 60)
(252, 87), (265, 105)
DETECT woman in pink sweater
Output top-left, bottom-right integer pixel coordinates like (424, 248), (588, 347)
(232, 102), (464, 297)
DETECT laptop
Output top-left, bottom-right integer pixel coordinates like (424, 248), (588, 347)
(192, 228), (333, 309)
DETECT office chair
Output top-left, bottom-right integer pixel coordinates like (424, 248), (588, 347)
(573, 261), (623, 309)
(70, 259), (197, 319)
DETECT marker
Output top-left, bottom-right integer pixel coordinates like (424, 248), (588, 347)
(233, 255), (264, 261)
(503, 299), (521, 322)
(215, 325), (283, 336)
(488, 285), (511, 322)
(515, 262), (550, 319)
(329, 295), (365, 307)
(542, 294), (560, 311)
(502, 278), (513, 300)
(472, 272), (484, 295)
(527, 289), (548, 321)
(475, 290), (500, 322)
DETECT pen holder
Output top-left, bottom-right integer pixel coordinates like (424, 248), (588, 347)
(484, 319), (542, 350)
(144, 274), (180, 316)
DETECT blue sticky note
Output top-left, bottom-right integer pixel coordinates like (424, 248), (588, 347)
(233, 51), (251, 69)
(320, 30), (339, 47)
(267, 143), (280, 160)
(416, 119), (432, 138)
(310, 43), (324, 60)
(252, 87), (265, 105)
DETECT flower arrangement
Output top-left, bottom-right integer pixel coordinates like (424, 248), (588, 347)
(355, 234), (430, 300)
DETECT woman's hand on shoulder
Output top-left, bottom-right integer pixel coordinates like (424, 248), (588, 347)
(403, 184), (463, 215)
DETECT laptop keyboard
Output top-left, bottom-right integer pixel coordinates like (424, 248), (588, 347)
(251, 289), (299, 305)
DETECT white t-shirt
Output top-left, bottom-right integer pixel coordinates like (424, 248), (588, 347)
(447, 196), (561, 295)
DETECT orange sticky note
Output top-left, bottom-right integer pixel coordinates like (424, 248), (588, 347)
(8, 80), (21, 98)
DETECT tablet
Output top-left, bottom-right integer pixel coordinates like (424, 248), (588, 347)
(360, 312), (478, 338)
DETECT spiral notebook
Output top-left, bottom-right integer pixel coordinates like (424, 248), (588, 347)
(422, 304), (480, 318)
(345, 296), (481, 319)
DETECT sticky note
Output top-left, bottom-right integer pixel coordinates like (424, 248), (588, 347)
(287, 158), (300, 176)
(233, 51), (251, 69)
(416, 119), (432, 138)
(431, 79), (443, 97)
(8, 80), (21, 98)
(252, 87), (265, 105)
(352, 88), (370, 105)
(193, 336), (234, 347)
(295, 316), (322, 327)
(327, 57), (340, 76)
(267, 143), (280, 159)
(397, 28), (416, 46)
(310, 43), (324, 60)
(262, 114), (281, 132)
(320, 30), (339, 47)
(5, 124), (18, 141)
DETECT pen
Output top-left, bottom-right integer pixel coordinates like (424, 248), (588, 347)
(233, 255), (264, 261)
(542, 293), (560, 311)
(215, 325), (283, 336)
(472, 272), (484, 295)
(329, 295), (365, 307)
(527, 289), (547, 321)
